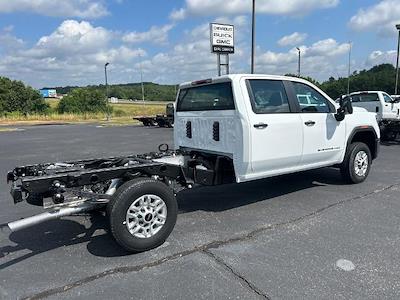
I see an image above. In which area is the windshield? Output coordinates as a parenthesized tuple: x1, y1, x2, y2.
(177, 82, 235, 112)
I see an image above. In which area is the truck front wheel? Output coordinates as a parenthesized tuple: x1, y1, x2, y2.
(107, 178, 177, 252)
(340, 142, 372, 184)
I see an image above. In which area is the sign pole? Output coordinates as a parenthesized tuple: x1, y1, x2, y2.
(226, 54, 230, 75)
(217, 53, 221, 76)
(210, 23, 234, 77)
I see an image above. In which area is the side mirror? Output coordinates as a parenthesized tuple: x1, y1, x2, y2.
(335, 95, 353, 121)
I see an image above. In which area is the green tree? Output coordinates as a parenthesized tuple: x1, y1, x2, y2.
(58, 88, 112, 114)
(0, 76, 49, 115)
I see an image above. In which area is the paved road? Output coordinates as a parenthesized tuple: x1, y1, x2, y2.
(0, 124, 399, 299)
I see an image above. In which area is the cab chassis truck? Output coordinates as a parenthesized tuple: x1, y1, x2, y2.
(3, 75, 380, 252)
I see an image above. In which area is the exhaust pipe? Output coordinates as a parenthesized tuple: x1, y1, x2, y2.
(2, 203, 97, 233)
(1, 179, 121, 234)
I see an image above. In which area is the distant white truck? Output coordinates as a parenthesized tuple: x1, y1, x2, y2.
(347, 91, 400, 140)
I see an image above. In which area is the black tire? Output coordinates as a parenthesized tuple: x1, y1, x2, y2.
(340, 142, 372, 184)
(107, 178, 177, 252)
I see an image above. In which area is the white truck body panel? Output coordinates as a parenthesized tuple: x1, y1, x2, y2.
(175, 74, 379, 183)
(350, 91, 400, 121)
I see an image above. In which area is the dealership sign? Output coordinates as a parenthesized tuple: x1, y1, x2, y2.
(210, 23, 234, 54)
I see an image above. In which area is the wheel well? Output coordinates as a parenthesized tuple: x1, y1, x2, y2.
(349, 130, 378, 159)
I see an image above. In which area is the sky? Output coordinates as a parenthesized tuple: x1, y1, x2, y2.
(0, 0, 399, 88)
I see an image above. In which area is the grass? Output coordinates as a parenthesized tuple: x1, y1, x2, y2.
(0, 127, 21, 132)
(0, 101, 167, 126)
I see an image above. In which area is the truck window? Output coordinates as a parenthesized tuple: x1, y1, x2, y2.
(247, 80, 290, 114)
(176, 82, 235, 112)
(292, 82, 330, 113)
(351, 93, 379, 102)
(383, 93, 393, 103)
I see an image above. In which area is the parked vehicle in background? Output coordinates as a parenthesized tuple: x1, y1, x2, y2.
(391, 95, 400, 102)
(5, 74, 380, 253)
(134, 103, 174, 127)
(347, 91, 400, 141)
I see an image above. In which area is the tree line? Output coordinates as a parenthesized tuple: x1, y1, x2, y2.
(1, 64, 398, 115)
(44, 82, 178, 102)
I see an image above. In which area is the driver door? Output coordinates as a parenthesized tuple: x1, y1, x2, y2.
(289, 81, 345, 166)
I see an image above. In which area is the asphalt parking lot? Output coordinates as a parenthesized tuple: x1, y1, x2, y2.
(0, 124, 399, 299)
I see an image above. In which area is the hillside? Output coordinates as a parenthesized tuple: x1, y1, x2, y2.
(39, 64, 400, 102)
(43, 82, 178, 102)
(320, 64, 397, 99)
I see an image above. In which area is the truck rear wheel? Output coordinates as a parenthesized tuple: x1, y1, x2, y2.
(107, 178, 177, 252)
(340, 142, 371, 184)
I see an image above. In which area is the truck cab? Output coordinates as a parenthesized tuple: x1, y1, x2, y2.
(349, 91, 400, 122)
(175, 74, 380, 184)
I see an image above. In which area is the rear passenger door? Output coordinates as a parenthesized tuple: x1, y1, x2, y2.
(289, 81, 345, 166)
(246, 79, 303, 177)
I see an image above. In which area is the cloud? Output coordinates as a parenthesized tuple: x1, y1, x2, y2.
(171, 0, 339, 20)
(278, 32, 308, 47)
(170, 8, 186, 21)
(366, 50, 397, 67)
(0, 26, 24, 53)
(349, 0, 400, 36)
(0, 20, 146, 87)
(0, 0, 109, 19)
(122, 24, 174, 45)
(257, 39, 350, 80)
(136, 16, 250, 84)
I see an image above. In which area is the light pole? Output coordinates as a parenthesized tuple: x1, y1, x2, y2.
(347, 42, 352, 95)
(104, 62, 109, 100)
(296, 47, 301, 77)
(251, 0, 255, 74)
(104, 62, 110, 120)
(139, 54, 145, 105)
(395, 24, 400, 95)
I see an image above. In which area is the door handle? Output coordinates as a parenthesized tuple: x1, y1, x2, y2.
(254, 123, 268, 129)
(304, 120, 316, 126)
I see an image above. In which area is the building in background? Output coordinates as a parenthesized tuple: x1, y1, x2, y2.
(39, 89, 57, 98)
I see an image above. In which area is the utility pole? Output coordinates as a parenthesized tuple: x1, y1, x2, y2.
(395, 25, 400, 95)
(347, 42, 352, 95)
(296, 47, 301, 77)
(251, 0, 255, 74)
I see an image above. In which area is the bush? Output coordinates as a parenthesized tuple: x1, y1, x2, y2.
(57, 88, 112, 114)
(0, 77, 49, 115)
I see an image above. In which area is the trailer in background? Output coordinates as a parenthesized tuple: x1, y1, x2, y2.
(134, 103, 174, 128)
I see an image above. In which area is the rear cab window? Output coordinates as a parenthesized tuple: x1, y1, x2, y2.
(177, 82, 235, 112)
(350, 93, 379, 102)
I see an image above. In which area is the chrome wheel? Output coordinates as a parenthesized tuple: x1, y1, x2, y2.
(125, 194, 167, 238)
(354, 150, 368, 177)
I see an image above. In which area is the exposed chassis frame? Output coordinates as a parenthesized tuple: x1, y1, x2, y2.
(7, 151, 219, 205)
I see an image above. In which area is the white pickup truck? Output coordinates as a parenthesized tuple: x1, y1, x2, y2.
(5, 74, 380, 252)
(346, 91, 400, 140)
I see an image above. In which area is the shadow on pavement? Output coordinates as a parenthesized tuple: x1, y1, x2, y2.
(0, 212, 129, 270)
(177, 167, 344, 213)
(380, 140, 400, 146)
(0, 167, 344, 267)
